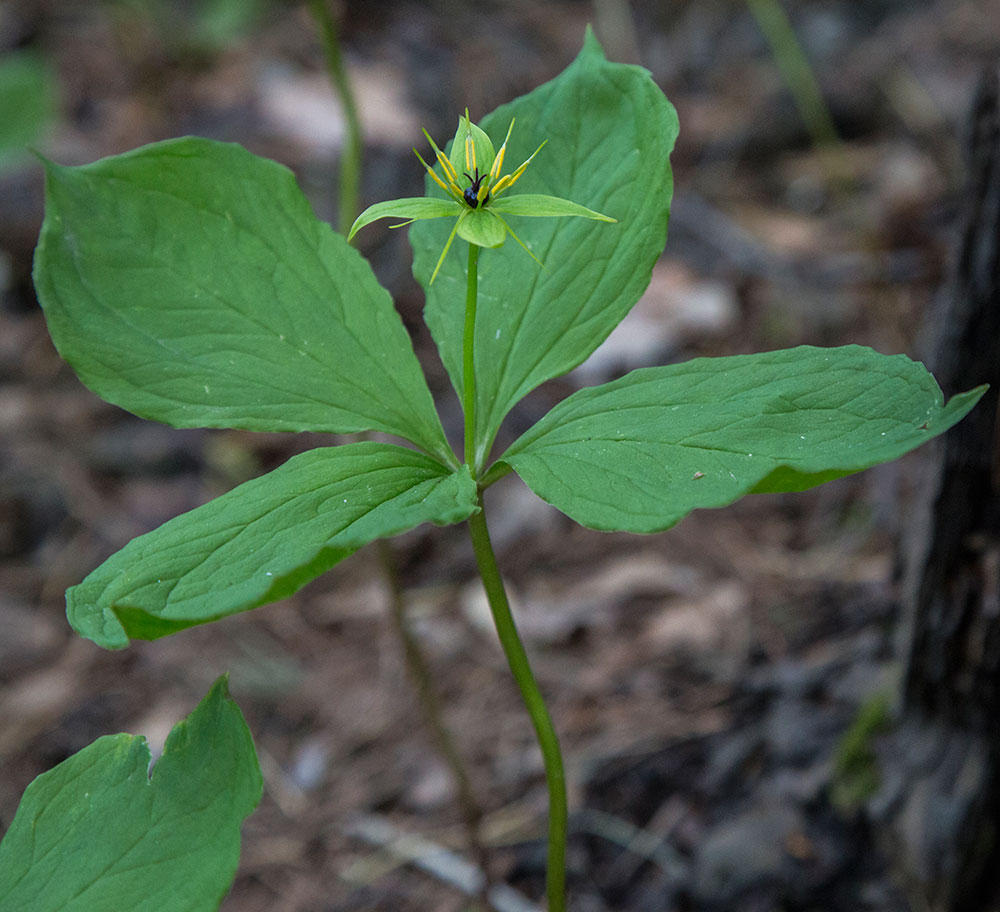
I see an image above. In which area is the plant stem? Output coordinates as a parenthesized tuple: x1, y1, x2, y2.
(462, 239, 566, 908)
(307, 0, 363, 232)
(463, 243, 480, 468)
(467, 500, 568, 912)
(744, 0, 854, 190)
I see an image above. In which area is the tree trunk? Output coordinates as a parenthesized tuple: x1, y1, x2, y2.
(891, 67, 1000, 912)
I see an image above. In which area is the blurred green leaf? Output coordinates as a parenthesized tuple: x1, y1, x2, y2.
(0, 50, 55, 171)
(109, 0, 270, 53)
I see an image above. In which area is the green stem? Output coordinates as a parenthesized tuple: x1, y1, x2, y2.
(479, 460, 513, 489)
(467, 499, 568, 912)
(463, 243, 480, 467)
(744, 0, 854, 190)
(307, 0, 363, 232)
(462, 239, 566, 908)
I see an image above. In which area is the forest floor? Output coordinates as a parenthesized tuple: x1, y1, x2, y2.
(2, 1, 998, 909)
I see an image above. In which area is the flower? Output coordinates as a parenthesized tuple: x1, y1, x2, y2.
(348, 111, 616, 283)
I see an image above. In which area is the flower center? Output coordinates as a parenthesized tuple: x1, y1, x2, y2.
(463, 168, 488, 209)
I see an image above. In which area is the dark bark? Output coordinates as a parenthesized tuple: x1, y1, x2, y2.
(893, 67, 1000, 912)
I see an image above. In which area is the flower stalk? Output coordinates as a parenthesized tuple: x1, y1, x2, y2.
(349, 108, 613, 912)
(467, 499, 568, 912)
(463, 243, 480, 467)
(463, 238, 568, 911)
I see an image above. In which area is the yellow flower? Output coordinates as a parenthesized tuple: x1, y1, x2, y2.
(349, 111, 615, 283)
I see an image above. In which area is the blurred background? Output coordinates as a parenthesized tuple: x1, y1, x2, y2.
(1, 1, 998, 910)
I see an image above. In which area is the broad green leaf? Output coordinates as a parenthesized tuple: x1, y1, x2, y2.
(0, 676, 261, 912)
(497, 346, 987, 533)
(0, 50, 55, 171)
(69, 442, 478, 648)
(411, 29, 677, 468)
(34, 137, 452, 463)
(348, 197, 462, 239)
(489, 193, 615, 221)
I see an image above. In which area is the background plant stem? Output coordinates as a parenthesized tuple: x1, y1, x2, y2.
(376, 541, 493, 908)
(468, 500, 568, 912)
(745, 0, 854, 191)
(463, 243, 480, 468)
(306, 0, 362, 236)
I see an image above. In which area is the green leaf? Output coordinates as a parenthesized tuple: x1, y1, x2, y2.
(68, 442, 478, 648)
(0, 676, 261, 912)
(348, 197, 462, 239)
(0, 50, 55, 171)
(489, 193, 615, 221)
(456, 208, 507, 248)
(34, 137, 451, 462)
(412, 29, 677, 468)
(497, 345, 987, 533)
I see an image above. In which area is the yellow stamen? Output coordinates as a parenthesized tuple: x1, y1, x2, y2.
(465, 133, 475, 172)
(490, 174, 511, 195)
(413, 148, 452, 195)
(492, 140, 547, 196)
(423, 128, 462, 187)
(490, 119, 516, 182)
(435, 150, 462, 190)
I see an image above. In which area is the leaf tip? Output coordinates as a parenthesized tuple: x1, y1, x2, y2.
(66, 590, 131, 650)
(347, 209, 370, 241)
(582, 24, 606, 58)
(208, 672, 233, 700)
